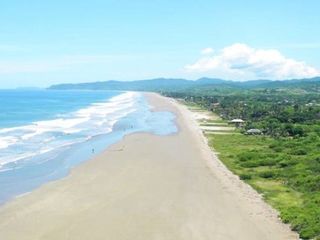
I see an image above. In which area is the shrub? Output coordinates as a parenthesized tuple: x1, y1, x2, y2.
(278, 160, 297, 168)
(259, 171, 276, 179)
(269, 143, 278, 149)
(291, 148, 308, 155)
(237, 152, 257, 162)
(273, 146, 283, 152)
(258, 158, 278, 166)
(239, 173, 252, 180)
(240, 161, 261, 168)
(308, 157, 320, 173)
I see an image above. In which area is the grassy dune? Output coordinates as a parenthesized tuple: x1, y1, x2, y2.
(208, 133, 320, 239)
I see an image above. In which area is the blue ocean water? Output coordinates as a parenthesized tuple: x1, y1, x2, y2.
(0, 90, 177, 205)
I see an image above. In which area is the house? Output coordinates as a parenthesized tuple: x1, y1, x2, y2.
(209, 102, 220, 111)
(229, 119, 245, 128)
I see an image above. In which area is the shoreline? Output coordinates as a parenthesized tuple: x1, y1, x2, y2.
(0, 91, 176, 206)
(0, 93, 298, 240)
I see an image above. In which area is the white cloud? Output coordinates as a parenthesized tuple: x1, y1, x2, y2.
(201, 47, 214, 55)
(185, 43, 320, 80)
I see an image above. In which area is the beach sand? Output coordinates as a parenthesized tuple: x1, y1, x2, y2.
(0, 93, 298, 240)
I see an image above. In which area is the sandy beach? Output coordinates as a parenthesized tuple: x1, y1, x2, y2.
(0, 93, 298, 240)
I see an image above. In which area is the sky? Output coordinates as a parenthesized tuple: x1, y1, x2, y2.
(0, 0, 320, 88)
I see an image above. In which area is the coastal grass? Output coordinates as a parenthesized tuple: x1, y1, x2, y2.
(208, 133, 320, 239)
(178, 99, 203, 110)
(200, 119, 226, 124)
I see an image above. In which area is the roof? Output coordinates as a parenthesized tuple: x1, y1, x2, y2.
(230, 119, 244, 123)
(246, 129, 262, 133)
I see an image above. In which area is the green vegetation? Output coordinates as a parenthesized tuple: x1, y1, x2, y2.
(165, 89, 320, 138)
(209, 133, 320, 239)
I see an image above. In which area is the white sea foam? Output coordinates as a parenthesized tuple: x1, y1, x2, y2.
(0, 91, 139, 168)
(0, 136, 18, 149)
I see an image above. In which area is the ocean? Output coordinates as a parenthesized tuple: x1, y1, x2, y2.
(0, 90, 177, 205)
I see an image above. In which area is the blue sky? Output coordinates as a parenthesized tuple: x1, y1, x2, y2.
(0, 0, 320, 88)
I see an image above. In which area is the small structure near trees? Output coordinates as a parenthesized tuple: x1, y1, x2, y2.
(246, 129, 262, 135)
(229, 119, 245, 128)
